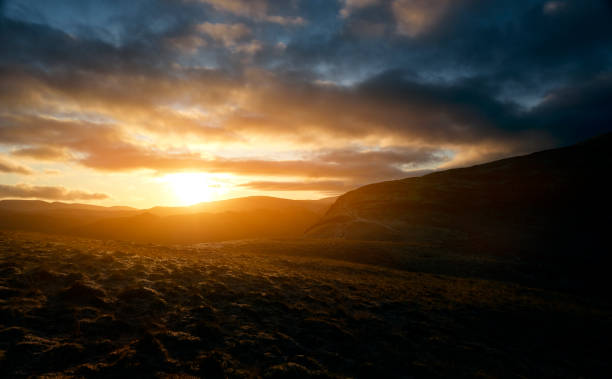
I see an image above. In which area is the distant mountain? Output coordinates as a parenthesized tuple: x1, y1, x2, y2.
(73, 208, 322, 243)
(0, 199, 137, 213)
(0, 196, 336, 243)
(0, 200, 141, 234)
(74, 196, 335, 243)
(306, 133, 612, 260)
(147, 196, 335, 217)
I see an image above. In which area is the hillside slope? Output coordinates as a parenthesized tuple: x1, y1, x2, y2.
(306, 133, 612, 259)
(0, 201, 141, 234)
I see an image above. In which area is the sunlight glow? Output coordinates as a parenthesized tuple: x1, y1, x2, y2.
(164, 172, 227, 205)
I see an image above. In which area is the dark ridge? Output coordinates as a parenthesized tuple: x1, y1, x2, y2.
(306, 132, 612, 286)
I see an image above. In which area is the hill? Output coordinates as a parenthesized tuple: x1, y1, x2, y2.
(73, 208, 322, 244)
(0, 196, 335, 243)
(147, 196, 335, 217)
(0, 200, 141, 235)
(306, 133, 612, 261)
(0, 199, 136, 213)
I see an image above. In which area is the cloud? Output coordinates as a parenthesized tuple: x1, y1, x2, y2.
(75, 141, 443, 182)
(240, 180, 353, 192)
(0, 183, 109, 200)
(240, 168, 433, 193)
(221, 70, 526, 146)
(234, 40, 263, 56)
(339, 0, 453, 36)
(340, 0, 380, 18)
(264, 15, 305, 26)
(11, 146, 70, 161)
(0, 0, 611, 195)
(0, 47, 609, 175)
(0, 157, 33, 175)
(165, 34, 207, 53)
(197, 22, 251, 47)
(0, 64, 609, 180)
(526, 74, 612, 142)
(197, 0, 305, 25)
(198, 0, 268, 18)
(391, 0, 451, 37)
(543, 1, 566, 14)
(0, 110, 444, 182)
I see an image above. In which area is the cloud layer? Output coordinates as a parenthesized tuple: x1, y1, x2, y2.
(1, 0, 611, 198)
(0, 157, 33, 175)
(0, 183, 108, 200)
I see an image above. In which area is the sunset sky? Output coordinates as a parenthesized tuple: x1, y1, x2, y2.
(1, 0, 611, 208)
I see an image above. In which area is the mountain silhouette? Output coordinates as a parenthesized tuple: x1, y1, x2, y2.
(0, 196, 334, 243)
(306, 133, 611, 263)
(147, 196, 335, 217)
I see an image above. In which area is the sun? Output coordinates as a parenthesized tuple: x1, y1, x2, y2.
(164, 173, 225, 205)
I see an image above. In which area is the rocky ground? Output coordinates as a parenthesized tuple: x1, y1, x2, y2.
(1, 231, 610, 378)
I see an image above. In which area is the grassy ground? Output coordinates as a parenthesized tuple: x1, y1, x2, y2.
(1, 231, 610, 378)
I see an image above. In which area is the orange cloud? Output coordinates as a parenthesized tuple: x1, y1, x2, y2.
(198, 0, 268, 18)
(0, 183, 109, 200)
(12, 146, 70, 161)
(340, 0, 380, 18)
(165, 34, 207, 53)
(0, 64, 556, 185)
(239, 180, 354, 193)
(197, 22, 251, 47)
(0, 157, 33, 175)
(197, 0, 305, 25)
(392, 0, 451, 37)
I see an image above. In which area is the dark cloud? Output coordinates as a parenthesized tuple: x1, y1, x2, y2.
(527, 74, 612, 143)
(274, 0, 612, 101)
(218, 70, 549, 153)
(0, 183, 108, 200)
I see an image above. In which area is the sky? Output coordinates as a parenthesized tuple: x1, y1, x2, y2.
(0, 0, 611, 208)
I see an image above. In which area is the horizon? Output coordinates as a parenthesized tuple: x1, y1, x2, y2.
(0, 193, 339, 210)
(1, 0, 611, 208)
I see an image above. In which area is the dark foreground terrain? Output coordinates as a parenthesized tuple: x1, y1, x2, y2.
(1, 231, 610, 378)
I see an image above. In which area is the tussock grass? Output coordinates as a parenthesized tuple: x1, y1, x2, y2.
(1, 231, 610, 378)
